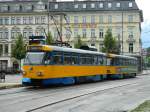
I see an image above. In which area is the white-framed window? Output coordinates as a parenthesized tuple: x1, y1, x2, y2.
(55, 4, 58, 9)
(116, 2, 120, 7)
(83, 4, 86, 8)
(74, 4, 78, 8)
(11, 17, 15, 25)
(82, 16, 86, 24)
(116, 15, 121, 22)
(29, 16, 33, 24)
(4, 17, 9, 25)
(91, 16, 95, 24)
(16, 17, 21, 24)
(74, 28, 78, 37)
(91, 3, 95, 8)
(129, 2, 133, 8)
(108, 15, 112, 23)
(91, 29, 95, 38)
(99, 16, 103, 23)
(108, 3, 112, 8)
(35, 16, 40, 24)
(129, 43, 133, 53)
(128, 15, 133, 22)
(0, 18, 3, 25)
(99, 29, 103, 38)
(1, 5, 8, 12)
(74, 16, 78, 24)
(82, 29, 86, 38)
(41, 16, 46, 24)
(99, 43, 104, 51)
(99, 3, 103, 8)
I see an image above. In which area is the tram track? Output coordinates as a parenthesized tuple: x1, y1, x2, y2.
(26, 79, 143, 112)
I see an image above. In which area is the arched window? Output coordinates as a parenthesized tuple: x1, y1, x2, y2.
(0, 27, 8, 39)
(35, 26, 44, 36)
(23, 27, 33, 39)
(11, 27, 21, 39)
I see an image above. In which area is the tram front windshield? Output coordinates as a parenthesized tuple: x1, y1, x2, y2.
(24, 52, 45, 65)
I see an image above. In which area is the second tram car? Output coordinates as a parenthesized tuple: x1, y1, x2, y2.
(22, 45, 138, 86)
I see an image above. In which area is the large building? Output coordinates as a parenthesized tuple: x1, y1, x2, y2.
(0, 0, 143, 69)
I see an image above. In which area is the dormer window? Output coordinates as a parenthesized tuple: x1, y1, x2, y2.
(83, 4, 86, 8)
(35, 0, 46, 11)
(108, 3, 112, 8)
(74, 4, 78, 9)
(116, 3, 120, 8)
(55, 4, 58, 9)
(1, 5, 8, 12)
(91, 3, 95, 8)
(12, 4, 20, 11)
(129, 2, 133, 8)
(99, 3, 103, 8)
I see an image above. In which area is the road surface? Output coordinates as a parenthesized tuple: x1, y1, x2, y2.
(0, 75, 150, 112)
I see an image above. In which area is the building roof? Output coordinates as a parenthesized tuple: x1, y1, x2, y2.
(49, 0, 140, 12)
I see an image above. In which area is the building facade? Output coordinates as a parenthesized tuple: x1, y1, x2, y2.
(0, 0, 143, 68)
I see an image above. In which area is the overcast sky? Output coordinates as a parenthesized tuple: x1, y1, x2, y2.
(135, 0, 150, 48)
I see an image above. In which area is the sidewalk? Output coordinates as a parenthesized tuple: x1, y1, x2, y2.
(0, 74, 22, 89)
(141, 70, 150, 75)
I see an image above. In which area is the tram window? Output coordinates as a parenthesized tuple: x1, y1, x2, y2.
(98, 56, 103, 65)
(53, 52, 62, 64)
(94, 55, 98, 65)
(64, 53, 71, 65)
(44, 52, 52, 64)
(80, 54, 86, 65)
(71, 54, 79, 65)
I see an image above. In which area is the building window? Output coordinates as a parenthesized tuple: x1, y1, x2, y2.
(91, 29, 95, 38)
(55, 4, 58, 9)
(99, 16, 103, 23)
(99, 3, 103, 8)
(0, 44, 3, 56)
(23, 4, 32, 11)
(11, 27, 20, 39)
(128, 15, 133, 22)
(99, 43, 104, 51)
(12, 4, 20, 11)
(82, 16, 86, 24)
(0, 18, 3, 25)
(23, 17, 28, 24)
(41, 16, 46, 24)
(74, 16, 78, 24)
(82, 29, 86, 38)
(35, 17, 40, 24)
(66, 29, 71, 39)
(99, 29, 103, 38)
(11, 17, 15, 25)
(1, 5, 8, 12)
(129, 43, 133, 53)
(16, 17, 21, 24)
(91, 3, 95, 8)
(4, 44, 8, 54)
(129, 2, 133, 8)
(74, 4, 78, 8)
(0, 32, 3, 38)
(4, 31, 8, 39)
(108, 15, 112, 23)
(66, 16, 70, 23)
(116, 3, 120, 7)
(128, 27, 134, 38)
(83, 4, 86, 8)
(29, 16, 33, 24)
(4, 17, 9, 25)
(91, 16, 95, 24)
(74, 28, 78, 38)
(108, 3, 112, 8)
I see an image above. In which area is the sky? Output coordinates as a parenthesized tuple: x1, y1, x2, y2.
(136, 0, 150, 48)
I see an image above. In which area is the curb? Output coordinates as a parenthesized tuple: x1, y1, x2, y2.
(0, 83, 22, 90)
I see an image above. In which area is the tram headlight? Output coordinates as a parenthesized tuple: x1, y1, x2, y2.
(36, 72, 43, 76)
(22, 71, 27, 76)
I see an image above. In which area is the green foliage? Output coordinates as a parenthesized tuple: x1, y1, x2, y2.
(12, 34, 26, 60)
(102, 29, 119, 54)
(74, 35, 85, 48)
(147, 47, 150, 53)
(46, 31, 54, 45)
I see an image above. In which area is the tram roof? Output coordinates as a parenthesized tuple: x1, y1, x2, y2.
(44, 45, 106, 56)
(108, 54, 137, 60)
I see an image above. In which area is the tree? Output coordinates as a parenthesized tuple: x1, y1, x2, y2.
(46, 31, 54, 45)
(74, 35, 85, 48)
(102, 29, 119, 54)
(12, 34, 26, 71)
